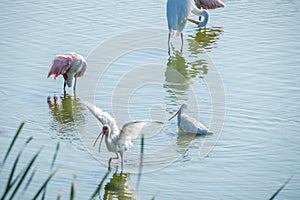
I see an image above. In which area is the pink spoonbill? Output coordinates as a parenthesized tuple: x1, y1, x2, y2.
(84, 102, 163, 171)
(167, 0, 210, 49)
(47, 52, 87, 92)
(169, 103, 211, 135)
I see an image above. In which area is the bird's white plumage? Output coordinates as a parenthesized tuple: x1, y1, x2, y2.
(180, 113, 208, 134)
(167, 0, 192, 36)
(166, 0, 209, 38)
(84, 101, 119, 136)
(84, 101, 163, 170)
(119, 120, 162, 149)
(169, 103, 209, 134)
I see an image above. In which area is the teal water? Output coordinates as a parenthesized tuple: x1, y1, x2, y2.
(1, 0, 300, 199)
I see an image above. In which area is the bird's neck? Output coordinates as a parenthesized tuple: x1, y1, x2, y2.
(198, 10, 209, 27)
(177, 110, 182, 126)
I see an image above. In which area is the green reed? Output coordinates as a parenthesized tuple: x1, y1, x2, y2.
(0, 123, 61, 200)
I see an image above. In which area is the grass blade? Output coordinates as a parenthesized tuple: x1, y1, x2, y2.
(269, 175, 293, 200)
(136, 133, 144, 190)
(22, 169, 36, 193)
(70, 174, 76, 200)
(89, 170, 110, 200)
(41, 189, 46, 200)
(51, 143, 60, 170)
(57, 191, 62, 200)
(8, 148, 42, 200)
(32, 168, 59, 200)
(1, 122, 25, 167)
(1, 151, 23, 200)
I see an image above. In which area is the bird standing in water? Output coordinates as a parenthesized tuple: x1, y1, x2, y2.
(166, 0, 210, 50)
(169, 103, 211, 135)
(47, 52, 87, 92)
(85, 102, 163, 171)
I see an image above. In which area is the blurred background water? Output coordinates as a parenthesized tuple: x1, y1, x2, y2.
(0, 0, 300, 199)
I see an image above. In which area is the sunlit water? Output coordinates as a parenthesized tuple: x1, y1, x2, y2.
(1, 0, 300, 199)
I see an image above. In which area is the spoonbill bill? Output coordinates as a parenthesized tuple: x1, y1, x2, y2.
(166, 0, 210, 48)
(84, 102, 163, 171)
(47, 52, 87, 92)
(169, 103, 211, 135)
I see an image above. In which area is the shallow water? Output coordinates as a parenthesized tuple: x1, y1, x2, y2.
(1, 0, 300, 199)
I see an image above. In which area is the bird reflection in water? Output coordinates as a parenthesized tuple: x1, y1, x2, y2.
(47, 93, 85, 140)
(165, 26, 223, 96)
(165, 48, 208, 98)
(176, 131, 200, 156)
(188, 26, 224, 53)
(102, 172, 137, 200)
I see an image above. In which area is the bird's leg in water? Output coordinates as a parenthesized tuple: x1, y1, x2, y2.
(120, 151, 124, 171)
(73, 76, 77, 92)
(180, 32, 183, 53)
(108, 153, 119, 170)
(63, 74, 68, 91)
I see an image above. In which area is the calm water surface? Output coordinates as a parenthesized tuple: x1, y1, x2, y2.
(1, 0, 300, 199)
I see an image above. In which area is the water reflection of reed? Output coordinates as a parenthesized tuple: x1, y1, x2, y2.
(47, 93, 85, 140)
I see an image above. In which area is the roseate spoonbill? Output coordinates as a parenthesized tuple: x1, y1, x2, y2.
(169, 103, 211, 134)
(47, 52, 87, 91)
(84, 102, 163, 171)
(166, 0, 209, 49)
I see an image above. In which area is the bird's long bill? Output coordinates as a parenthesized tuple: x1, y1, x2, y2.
(187, 18, 200, 25)
(168, 110, 180, 121)
(93, 131, 105, 153)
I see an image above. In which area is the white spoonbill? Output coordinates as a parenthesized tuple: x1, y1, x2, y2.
(169, 103, 211, 135)
(166, 0, 210, 48)
(85, 102, 163, 171)
(47, 52, 87, 91)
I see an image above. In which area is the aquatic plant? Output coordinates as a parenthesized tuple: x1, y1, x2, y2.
(0, 123, 73, 200)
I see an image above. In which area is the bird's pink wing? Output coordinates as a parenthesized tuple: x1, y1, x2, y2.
(196, 0, 225, 9)
(47, 55, 73, 79)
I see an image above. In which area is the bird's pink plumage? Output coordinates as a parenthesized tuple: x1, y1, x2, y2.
(196, 0, 225, 10)
(47, 54, 73, 79)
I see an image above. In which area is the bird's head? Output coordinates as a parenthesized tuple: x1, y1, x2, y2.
(181, 103, 188, 110)
(102, 125, 110, 136)
(93, 124, 110, 153)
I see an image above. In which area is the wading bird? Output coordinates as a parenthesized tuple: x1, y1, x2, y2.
(166, 0, 210, 49)
(169, 103, 211, 134)
(47, 52, 87, 92)
(85, 102, 163, 171)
